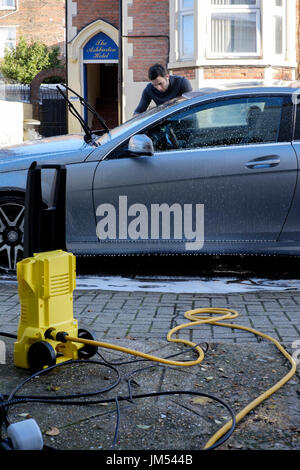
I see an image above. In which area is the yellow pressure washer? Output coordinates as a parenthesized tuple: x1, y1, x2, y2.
(14, 162, 97, 372)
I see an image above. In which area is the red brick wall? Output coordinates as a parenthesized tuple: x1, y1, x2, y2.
(127, 0, 169, 82)
(170, 67, 196, 81)
(72, 0, 119, 31)
(203, 67, 265, 80)
(203, 67, 294, 81)
(0, 0, 65, 54)
(272, 68, 294, 80)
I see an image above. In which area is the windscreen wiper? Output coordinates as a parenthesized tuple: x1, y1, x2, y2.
(56, 83, 110, 144)
(61, 83, 110, 133)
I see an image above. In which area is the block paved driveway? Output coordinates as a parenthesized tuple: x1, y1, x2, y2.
(0, 283, 299, 352)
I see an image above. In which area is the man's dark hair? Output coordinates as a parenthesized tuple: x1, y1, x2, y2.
(148, 64, 168, 80)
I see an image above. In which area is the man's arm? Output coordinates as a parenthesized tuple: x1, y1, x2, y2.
(134, 88, 152, 114)
(180, 77, 192, 94)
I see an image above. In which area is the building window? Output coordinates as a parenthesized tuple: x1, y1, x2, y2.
(172, 0, 294, 70)
(0, 27, 16, 58)
(179, 0, 194, 59)
(0, 0, 15, 9)
(208, 0, 261, 57)
(273, 0, 285, 55)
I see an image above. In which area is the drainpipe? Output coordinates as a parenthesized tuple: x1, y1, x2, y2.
(64, 0, 69, 133)
(65, 0, 69, 86)
(118, 0, 123, 125)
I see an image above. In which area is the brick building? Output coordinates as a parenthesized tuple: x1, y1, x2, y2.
(1, 1, 299, 132)
(66, 0, 300, 133)
(0, 0, 65, 58)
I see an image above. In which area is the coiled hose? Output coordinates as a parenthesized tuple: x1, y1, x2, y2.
(64, 307, 297, 450)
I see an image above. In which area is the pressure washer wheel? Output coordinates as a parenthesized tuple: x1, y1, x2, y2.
(77, 328, 98, 359)
(27, 341, 56, 373)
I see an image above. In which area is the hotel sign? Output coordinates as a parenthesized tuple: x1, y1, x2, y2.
(83, 32, 118, 62)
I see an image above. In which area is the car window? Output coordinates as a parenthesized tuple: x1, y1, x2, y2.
(146, 96, 288, 151)
(97, 97, 186, 146)
(294, 97, 300, 140)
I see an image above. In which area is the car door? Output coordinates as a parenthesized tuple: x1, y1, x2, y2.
(278, 97, 300, 243)
(92, 93, 297, 255)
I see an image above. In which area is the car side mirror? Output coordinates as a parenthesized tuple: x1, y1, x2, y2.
(127, 134, 154, 157)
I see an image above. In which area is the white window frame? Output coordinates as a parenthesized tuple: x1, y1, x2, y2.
(0, 26, 16, 58)
(0, 0, 16, 10)
(272, 0, 286, 57)
(168, 0, 296, 75)
(207, 0, 261, 58)
(179, 0, 195, 60)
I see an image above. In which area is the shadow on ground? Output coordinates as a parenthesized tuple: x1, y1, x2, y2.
(76, 254, 300, 280)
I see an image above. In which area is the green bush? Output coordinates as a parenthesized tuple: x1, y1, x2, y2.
(0, 36, 63, 84)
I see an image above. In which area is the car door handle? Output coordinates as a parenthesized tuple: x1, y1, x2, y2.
(245, 155, 280, 169)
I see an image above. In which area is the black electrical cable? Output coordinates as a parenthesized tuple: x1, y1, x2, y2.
(116, 342, 210, 402)
(112, 397, 120, 450)
(0, 394, 9, 445)
(0, 337, 234, 450)
(118, 343, 236, 450)
(6, 359, 121, 402)
(1, 389, 236, 451)
(96, 341, 209, 366)
(0, 332, 17, 339)
(0, 358, 121, 450)
(115, 390, 236, 451)
(2, 342, 209, 404)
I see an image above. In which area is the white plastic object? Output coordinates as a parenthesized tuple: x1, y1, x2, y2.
(7, 418, 43, 450)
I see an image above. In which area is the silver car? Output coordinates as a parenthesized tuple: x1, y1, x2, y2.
(0, 82, 300, 271)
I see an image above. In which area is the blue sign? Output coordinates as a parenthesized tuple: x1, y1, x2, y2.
(83, 32, 118, 62)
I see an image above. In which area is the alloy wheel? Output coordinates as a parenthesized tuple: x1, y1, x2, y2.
(0, 196, 25, 272)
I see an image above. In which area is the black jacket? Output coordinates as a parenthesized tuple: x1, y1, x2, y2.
(134, 75, 192, 114)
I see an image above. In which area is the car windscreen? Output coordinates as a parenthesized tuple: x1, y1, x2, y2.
(96, 97, 187, 145)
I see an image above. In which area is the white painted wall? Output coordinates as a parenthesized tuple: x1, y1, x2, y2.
(0, 100, 23, 147)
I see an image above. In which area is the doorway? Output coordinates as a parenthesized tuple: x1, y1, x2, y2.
(84, 63, 118, 130)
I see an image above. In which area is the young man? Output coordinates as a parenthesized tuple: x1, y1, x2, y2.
(134, 64, 192, 114)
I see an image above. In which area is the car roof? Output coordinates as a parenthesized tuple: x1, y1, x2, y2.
(183, 80, 300, 99)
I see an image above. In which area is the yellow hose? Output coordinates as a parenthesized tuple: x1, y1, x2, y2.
(182, 308, 297, 449)
(66, 334, 206, 367)
(65, 307, 297, 449)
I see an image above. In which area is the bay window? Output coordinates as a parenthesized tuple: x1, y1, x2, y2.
(175, 0, 292, 64)
(0, 0, 15, 9)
